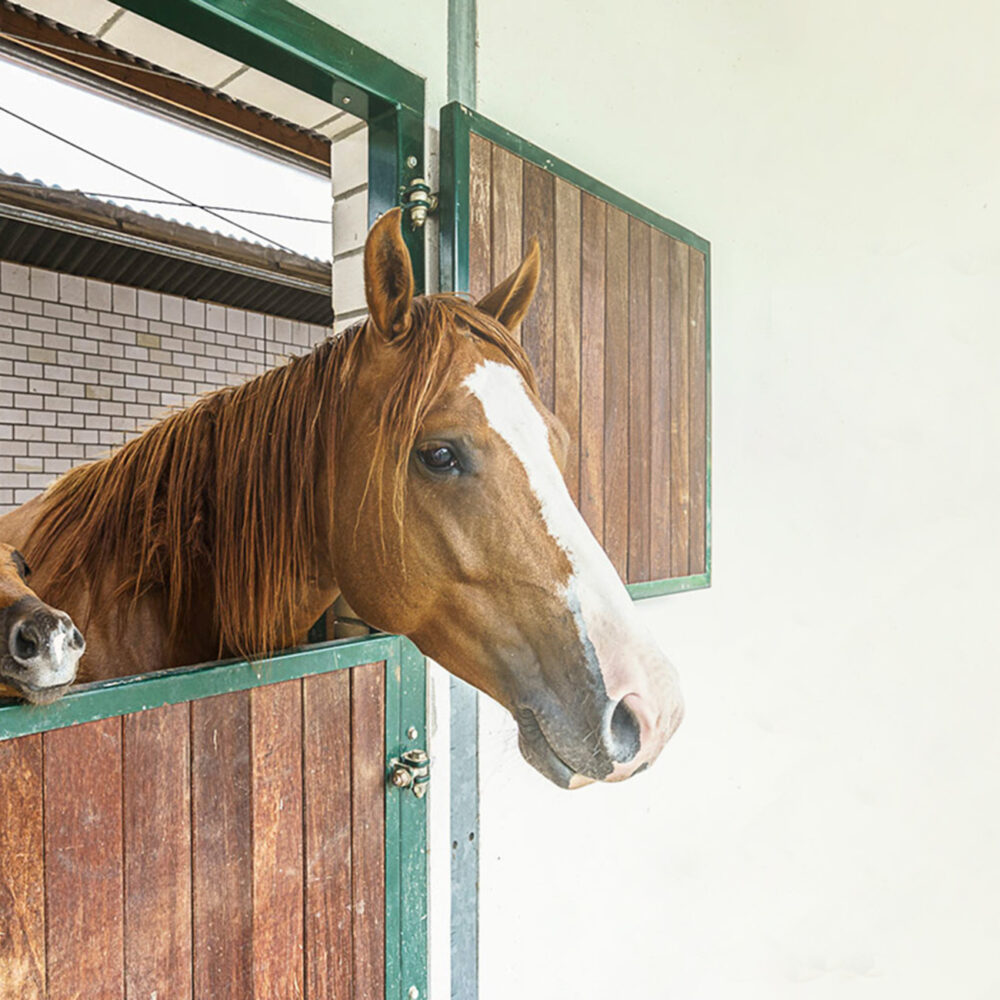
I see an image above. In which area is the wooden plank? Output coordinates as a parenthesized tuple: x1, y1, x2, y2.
(649, 228, 673, 580)
(468, 133, 493, 300)
(45, 719, 124, 1000)
(668, 238, 692, 577)
(304, 670, 354, 1000)
(689, 249, 708, 574)
(192, 692, 252, 1000)
(628, 218, 652, 583)
(579, 193, 607, 542)
(251, 680, 304, 1000)
(603, 205, 631, 578)
(351, 663, 386, 1000)
(0, 735, 45, 1000)
(490, 145, 523, 342)
(554, 177, 582, 504)
(123, 703, 192, 1000)
(521, 161, 556, 410)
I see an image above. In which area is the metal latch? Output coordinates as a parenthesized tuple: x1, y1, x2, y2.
(388, 748, 430, 797)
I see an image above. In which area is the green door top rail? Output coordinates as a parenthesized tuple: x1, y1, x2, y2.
(0, 632, 400, 741)
(116, 0, 424, 117)
(439, 101, 712, 601)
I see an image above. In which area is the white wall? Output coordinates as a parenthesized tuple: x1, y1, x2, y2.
(474, 2, 1000, 997)
(296, 2, 1000, 996)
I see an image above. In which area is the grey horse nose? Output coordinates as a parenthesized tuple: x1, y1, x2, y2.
(11, 619, 41, 664)
(608, 698, 642, 763)
(69, 626, 84, 651)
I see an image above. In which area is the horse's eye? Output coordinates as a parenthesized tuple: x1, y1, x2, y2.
(417, 445, 460, 472)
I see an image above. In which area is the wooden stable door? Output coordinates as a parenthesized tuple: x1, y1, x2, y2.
(0, 636, 427, 1000)
(442, 104, 711, 597)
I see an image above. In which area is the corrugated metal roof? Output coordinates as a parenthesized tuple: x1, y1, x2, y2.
(0, 172, 333, 323)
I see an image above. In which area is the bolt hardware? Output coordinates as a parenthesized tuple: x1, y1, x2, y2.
(387, 748, 430, 797)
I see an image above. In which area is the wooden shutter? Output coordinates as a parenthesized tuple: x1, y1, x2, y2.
(442, 104, 710, 595)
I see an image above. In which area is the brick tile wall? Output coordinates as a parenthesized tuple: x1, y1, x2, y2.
(0, 261, 328, 513)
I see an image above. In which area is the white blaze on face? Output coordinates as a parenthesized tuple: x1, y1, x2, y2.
(463, 361, 682, 767)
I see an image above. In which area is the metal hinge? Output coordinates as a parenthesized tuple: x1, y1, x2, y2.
(388, 747, 429, 798)
(399, 178, 437, 229)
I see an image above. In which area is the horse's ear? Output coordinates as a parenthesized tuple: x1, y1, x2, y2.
(364, 207, 414, 339)
(476, 238, 540, 331)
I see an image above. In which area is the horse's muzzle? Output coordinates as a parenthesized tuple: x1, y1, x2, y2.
(515, 690, 682, 788)
(2, 599, 85, 703)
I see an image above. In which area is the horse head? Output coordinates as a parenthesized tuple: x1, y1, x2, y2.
(0, 543, 85, 704)
(332, 209, 683, 787)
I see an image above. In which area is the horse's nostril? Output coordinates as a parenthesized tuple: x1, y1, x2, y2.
(12, 623, 39, 664)
(70, 627, 84, 651)
(609, 698, 642, 763)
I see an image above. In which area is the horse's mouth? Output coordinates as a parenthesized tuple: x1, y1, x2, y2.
(0, 670, 75, 705)
(515, 708, 596, 789)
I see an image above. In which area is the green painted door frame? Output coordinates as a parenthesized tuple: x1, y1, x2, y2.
(3, 4, 430, 996)
(116, 0, 428, 277)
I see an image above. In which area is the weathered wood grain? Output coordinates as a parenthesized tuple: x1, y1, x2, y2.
(649, 228, 673, 580)
(45, 719, 123, 1000)
(579, 193, 607, 543)
(490, 145, 524, 343)
(468, 133, 493, 300)
(251, 680, 304, 1000)
(351, 663, 386, 1000)
(689, 249, 708, 575)
(521, 162, 556, 410)
(628, 218, 652, 583)
(304, 669, 354, 1000)
(192, 691, 252, 1000)
(554, 177, 582, 504)
(0, 734, 45, 1000)
(603, 206, 631, 578)
(668, 238, 691, 577)
(123, 703, 192, 1000)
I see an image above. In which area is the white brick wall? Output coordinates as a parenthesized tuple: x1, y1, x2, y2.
(0, 260, 328, 513)
(332, 125, 368, 332)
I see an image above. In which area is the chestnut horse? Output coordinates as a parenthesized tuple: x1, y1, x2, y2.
(0, 542, 85, 703)
(0, 209, 682, 786)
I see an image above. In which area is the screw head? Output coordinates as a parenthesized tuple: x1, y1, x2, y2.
(408, 987, 419, 999)
(406, 155, 418, 169)
(341, 96, 351, 105)
(407, 726, 418, 740)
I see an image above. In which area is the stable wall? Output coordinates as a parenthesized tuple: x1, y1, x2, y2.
(474, 2, 1000, 998)
(298, 1, 999, 996)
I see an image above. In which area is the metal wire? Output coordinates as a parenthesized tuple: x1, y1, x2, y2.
(0, 101, 300, 252)
(0, 27, 205, 85)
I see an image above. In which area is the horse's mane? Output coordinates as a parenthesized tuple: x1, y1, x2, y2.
(26, 294, 536, 659)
